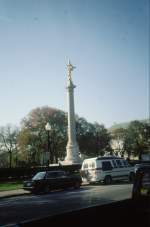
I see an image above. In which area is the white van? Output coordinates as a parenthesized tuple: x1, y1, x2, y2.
(81, 156, 135, 184)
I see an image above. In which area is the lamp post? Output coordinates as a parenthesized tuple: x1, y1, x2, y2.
(45, 122, 51, 166)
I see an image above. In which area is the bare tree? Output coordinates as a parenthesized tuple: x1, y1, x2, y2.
(0, 125, 19, 168)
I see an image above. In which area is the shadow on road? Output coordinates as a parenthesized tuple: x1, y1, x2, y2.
(89, 181, 132, 186)
(29, 186, 90, 197)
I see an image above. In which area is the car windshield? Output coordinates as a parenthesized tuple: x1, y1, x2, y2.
(32, 172, 46, 180)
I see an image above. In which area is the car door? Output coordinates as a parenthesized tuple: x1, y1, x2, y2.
(45, 171, 58, 190)
(55, 171, 71, 188)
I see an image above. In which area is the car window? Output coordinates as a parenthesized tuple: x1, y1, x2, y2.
(46, 171, 66, 178)
(46, 172, 58, 179)
(32, 172, 46, 180)
(56, 172, 66, 177)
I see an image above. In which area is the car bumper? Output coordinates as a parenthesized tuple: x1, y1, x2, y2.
(23, 186, 34, 191)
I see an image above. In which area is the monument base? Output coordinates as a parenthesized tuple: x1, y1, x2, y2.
(63, 143, 82, 165)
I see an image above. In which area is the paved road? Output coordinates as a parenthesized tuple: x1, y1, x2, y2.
(0, 183, 132, 226)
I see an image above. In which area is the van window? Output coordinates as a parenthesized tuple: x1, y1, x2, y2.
(116, 159, 123, 168)
(120, 160, 125, 167)
(89, 162, 92, 168)
(83, 163, 88, 169)
(123, 160, 128, 167)
(92, 162, 95, 169)
(112, 160, 118, 168)
(88, 162, 95, 169)
(102, 161, 113, 171)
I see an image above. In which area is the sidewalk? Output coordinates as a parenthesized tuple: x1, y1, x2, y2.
(0, 189, 29, 199)
(0, 182, 89, 199)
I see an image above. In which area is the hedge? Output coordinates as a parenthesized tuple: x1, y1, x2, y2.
(0, 164, 81, 182)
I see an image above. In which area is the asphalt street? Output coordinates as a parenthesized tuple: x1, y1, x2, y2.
(0, 183, 132, 226)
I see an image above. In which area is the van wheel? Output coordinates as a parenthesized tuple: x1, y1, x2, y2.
(104, 176, 112, 185)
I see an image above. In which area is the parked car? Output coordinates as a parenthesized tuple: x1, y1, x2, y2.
(134, 163, 150, 173)
(132, 165, 150, 199)
(81, 156, 135, 184)
(23, 170, 82, 194)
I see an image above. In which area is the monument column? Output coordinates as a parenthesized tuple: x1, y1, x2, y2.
(65, 60, 80, 164)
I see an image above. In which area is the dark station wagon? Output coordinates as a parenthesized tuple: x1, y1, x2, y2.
(132, 165, 150, 199)
(23, 170, 82, 194)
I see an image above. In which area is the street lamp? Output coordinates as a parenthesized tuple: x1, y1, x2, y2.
(45, 122, 52, 166)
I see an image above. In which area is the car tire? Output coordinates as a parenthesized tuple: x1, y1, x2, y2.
(74, 181, 80, 189)
(104, 176, 112, 185)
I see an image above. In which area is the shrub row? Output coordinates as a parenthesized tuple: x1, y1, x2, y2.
(0, 164, 81, 182)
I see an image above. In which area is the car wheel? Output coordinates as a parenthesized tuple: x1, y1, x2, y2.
(74, 181, 80, 189)
(104, 176, 112, 185)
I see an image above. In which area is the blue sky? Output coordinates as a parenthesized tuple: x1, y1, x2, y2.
(0, 0, 149, 127)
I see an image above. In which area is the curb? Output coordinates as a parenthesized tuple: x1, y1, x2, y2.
(0, 193, 29, 199)
(0, 183, 89, 199)
(0, 193, 30, 200)
(0, 190, 29, 200)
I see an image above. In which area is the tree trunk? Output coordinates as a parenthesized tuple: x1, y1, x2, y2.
(139, 150, 142, 160)
(9, 151, 12, 168)
(127, 150, 131, 160)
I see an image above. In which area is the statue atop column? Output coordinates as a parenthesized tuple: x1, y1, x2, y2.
(67, 59, 76, 82)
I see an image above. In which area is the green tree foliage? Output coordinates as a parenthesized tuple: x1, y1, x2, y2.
(94, 122, 112, 155)
(76, 118, 111, 157)
(124, 121, 150, 160)
(18, 106, 67, 165)
(18, 108, 111, 166)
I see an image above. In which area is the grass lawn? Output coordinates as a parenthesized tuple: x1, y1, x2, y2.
(0, 182, 23, 192)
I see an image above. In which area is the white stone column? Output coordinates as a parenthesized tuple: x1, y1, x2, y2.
(65, 60, 80, 164)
